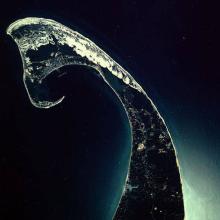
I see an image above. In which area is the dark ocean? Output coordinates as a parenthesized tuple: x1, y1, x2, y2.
(0, 62, 131, 220)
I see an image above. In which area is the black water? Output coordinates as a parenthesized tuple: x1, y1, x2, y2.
(0, 65, 131, 220)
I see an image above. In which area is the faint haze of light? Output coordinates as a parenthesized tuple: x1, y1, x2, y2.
(183, 180, 208, 220)
(177, 148, 220, 220)
(158, 107, 220, 220)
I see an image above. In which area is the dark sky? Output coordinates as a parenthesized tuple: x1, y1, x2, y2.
(0, 0, 220, 219)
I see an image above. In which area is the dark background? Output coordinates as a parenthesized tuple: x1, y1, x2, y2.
(0, 0, 220, 219)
